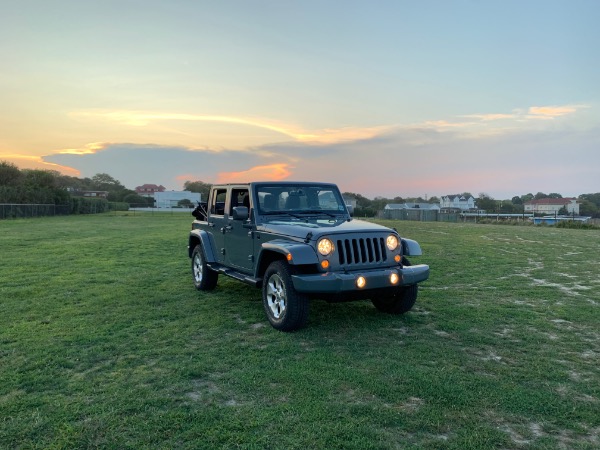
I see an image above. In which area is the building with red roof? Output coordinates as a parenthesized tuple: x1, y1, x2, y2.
(135, 184, 166, 197)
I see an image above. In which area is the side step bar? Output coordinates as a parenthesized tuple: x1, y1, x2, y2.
(207, 263, 262, 287)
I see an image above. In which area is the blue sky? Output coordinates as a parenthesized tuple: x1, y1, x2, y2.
(1, 0, 598, 198)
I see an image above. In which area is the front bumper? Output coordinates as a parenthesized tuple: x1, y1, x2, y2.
(291, 264, 429, 294)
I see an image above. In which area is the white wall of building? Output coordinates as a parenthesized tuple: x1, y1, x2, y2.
(154, 191, 201, 208)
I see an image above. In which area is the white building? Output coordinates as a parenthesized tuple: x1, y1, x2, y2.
(524, 198, 579, 215)
(440, 194, 476, 211)
(154, 191, 201, 208)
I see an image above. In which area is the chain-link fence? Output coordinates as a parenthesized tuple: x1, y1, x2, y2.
(0, 204, 71, 219)
(379, 209, 459, 222)
(125, 204, 196, 215)
(0, 203, 198, 219)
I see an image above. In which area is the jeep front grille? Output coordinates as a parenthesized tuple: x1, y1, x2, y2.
(336, 237, 387, 266)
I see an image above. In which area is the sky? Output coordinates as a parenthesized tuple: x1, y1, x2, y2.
(1, 0, 599, 199)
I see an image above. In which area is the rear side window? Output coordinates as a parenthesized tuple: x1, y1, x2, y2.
(211, 189, 227, 215)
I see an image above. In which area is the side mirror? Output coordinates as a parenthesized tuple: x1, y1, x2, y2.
(232, 206, 249, 220)
(346, 205, 354, 216)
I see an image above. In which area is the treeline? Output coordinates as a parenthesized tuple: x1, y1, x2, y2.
(0, 162, 152, 216)
(3, 160, 599, 218)
(341, 190, 600, 218)
(475, 192, 600, 218)
(182, 180, 600, 218)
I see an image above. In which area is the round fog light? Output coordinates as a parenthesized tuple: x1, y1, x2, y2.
(390, 273, 400, 285)
(356, 276, 366, 289)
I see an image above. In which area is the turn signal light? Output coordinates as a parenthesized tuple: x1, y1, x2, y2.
(390, 273, 400, 285)
(394, 255, 401, 263)
(321, 260, 329, 269)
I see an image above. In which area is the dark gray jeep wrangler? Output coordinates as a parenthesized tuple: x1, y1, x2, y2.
(188, 181, 429, 331)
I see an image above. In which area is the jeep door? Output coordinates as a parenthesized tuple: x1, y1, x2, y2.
(226, 188, 255, 273)
(207, 187, 228, 264)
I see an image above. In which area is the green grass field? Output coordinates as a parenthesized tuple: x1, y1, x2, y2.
(1, 214, 599, 449)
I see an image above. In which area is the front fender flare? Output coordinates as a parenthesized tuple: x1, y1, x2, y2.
(261, 240, 319, 265)
(402, 238, 423, 256)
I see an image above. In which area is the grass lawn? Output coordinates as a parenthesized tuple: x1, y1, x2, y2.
(1, 213, 599, 449)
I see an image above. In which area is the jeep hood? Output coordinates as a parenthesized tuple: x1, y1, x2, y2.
(257, 218, 394, 240)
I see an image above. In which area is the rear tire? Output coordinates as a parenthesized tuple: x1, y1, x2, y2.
(262, 261, 309, 331)
(192, 244, 218, 291)
(371, 284, 418, 314)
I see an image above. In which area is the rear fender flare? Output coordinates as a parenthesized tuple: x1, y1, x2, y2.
(189, 230, 217, 262)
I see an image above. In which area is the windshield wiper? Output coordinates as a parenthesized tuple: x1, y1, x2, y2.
(297, 210, 340, 219)
(262, 211, 303, 219)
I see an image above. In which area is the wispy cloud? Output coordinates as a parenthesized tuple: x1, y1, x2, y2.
(70, 110, 393, 144)
(460, 113, 517, 121)
(527, 105, 580, 118)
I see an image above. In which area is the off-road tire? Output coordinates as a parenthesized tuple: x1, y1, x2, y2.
(262, 261, 309, 331)
(192, 244, 218, 291)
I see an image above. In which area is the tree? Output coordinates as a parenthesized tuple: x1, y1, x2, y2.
(183, 180, 212, 201)
(0, 161, 23, 186)
(371, 196, 390, 212)
(123, 193, 152, 206)
(476, 193, 497, 212)
(499, 202, 519, 213)
(548, 193, 563, 198)
(23, 169, 59, 190)
(579, 193, 600, 209)
(511, 196, 523, 205)
(342, 192, 372, 209)
(521, 193, 534, 203)
(91, 173, 125, 191)
(534, 192, 548, 200)
(578, 199, 599, 218)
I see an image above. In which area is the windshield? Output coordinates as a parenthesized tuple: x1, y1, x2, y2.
(256, 184, 347, 216)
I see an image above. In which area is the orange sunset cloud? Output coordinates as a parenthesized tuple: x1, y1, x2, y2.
(216, 164, 293, 183)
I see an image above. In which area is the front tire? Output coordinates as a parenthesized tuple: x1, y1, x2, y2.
(262, 261, 309, 331)
(371, 284, 418, 315)
(192, 244, 218, 291)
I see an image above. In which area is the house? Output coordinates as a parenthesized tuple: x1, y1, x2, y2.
(135, 184, 166, 197)
(74, 191, 108, 198)
(524, 198, 579, 215)
(440, 194, 476, 211)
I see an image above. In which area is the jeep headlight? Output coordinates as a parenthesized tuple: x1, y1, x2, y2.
(386, 235, 399, 251)
(317, 238, 334, 256)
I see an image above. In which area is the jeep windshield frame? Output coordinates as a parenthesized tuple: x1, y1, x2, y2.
(254, 182, 349, 218)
